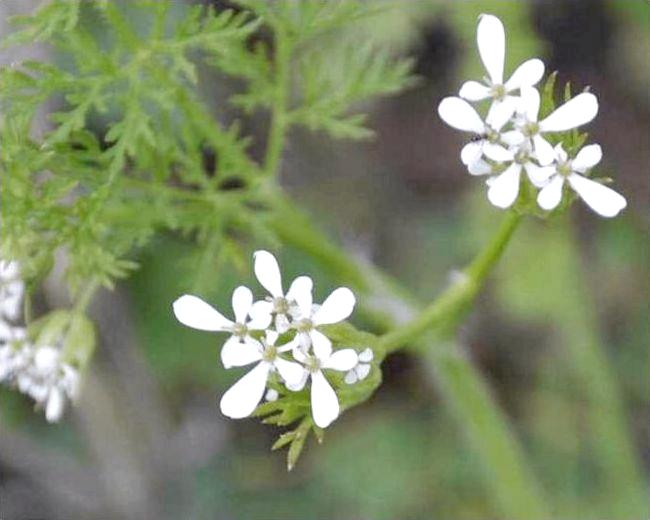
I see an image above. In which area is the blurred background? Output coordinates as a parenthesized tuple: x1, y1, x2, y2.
(1, 1, 648, 518)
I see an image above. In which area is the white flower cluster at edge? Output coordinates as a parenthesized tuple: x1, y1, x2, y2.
(437, 14, 627, 218)
(172, 250, 374, 428)
(0, 260, 80, 422)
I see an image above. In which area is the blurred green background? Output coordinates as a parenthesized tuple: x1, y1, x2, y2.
(1, 1, 648, 518)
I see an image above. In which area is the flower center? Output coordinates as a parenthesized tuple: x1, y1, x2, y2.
(485, 126, 500, 143)
(490, 83, 507, 101)
(522, 121, 539, 137)
(261, 343, 277, 362)
(272, 296, 290, 314)
(515, 150, 529, 164)
(231, 322, 248, 338)
(295, 318, 313, 333)
(305, 355, 321, 373)
(557, 160, 572, 177)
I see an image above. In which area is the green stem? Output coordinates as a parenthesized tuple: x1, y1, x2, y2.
(380, 211, 520, 353)
(263, 30, 292, 177)
(267, 203, 551, 519)
(429, 344, 550, 519)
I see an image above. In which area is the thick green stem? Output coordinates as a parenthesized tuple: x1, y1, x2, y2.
(380, 211, 520, 353)
(429, 344, 550, 519)
(267, 203, 551, 519)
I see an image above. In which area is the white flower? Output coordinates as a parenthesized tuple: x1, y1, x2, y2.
(1, 342, 80, 423)
(253, 250, 312, 333)
(515, 86, 599, 166)
(219, 330, 305, 419)
(459, 14, 545, 115)
(344, 347, 374, 385)
(0, 260, 25, 321)
(289, 284, 356, 354)
(172, 286, 273, 366)
(292, 339, 358, 428)
(438, 96, 524, 173)
(537, 144, 627, 217)
(485, 140, 556, 209)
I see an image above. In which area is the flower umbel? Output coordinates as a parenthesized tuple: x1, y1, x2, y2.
(437, 13, 626, 217)
(172, 250, 369, 430)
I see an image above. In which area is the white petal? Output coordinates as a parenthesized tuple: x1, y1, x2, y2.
(572, 144, 602, 172)
(292, 346, 308, 364)
(276, 335, 300, 354)
(248, 300, 273, 330)
(356, 363, 371, 381)
(45, 389, 65, 423)
(539, 92, 599, 132)
(265, 388, 279, 402)
(524, 162, 555, 187)
(221, 336, 262, 368)
(486, 96, 517, 131)
(554, 143, 568, 162)
(312, 287, 356, 325)
(459, 81, 491, 101)
(468, 159, 492, 176)
(172, 295, 232, 331)
(518, 86, 540, 121)
(533, 135, 556, 166)
(232, 286, 253, 324)
(505, 58, 545, 91)
(265, 330, 279, 346)
(286, 276, 313, 318)
(358, 348, 374, 363)
(275, 313, 291, 334)
(501, 130, 525, 146)
(568, 174, 627, 218)
(253, 250, 283, 298)
(461, 141, 484, 166)
(310, 329, 332, 361)
(537, 175, 565, 211)
(437, 97, 486, 134)
(487, 163, 522, 208)
(298, 332, 312, 351)
(310, 370, 340, 428)
(477, 14, 505, 84)
(274, 358, 306, 387)
(219, 362, 270, 419)
(483, 142, 513, 162)
(285, 370, 309, 392)
(322, 349, 358, 371)
(344, 370, 358, 385)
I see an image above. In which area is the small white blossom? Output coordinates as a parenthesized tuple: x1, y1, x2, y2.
(344, 347, 373, 385)
(253, 250, 311, 333)
(0, 260, 25, 321)
(172, 286, 273, 366)
(537, 144, 627, 217)
(485, 140, 556, 209)
(459, 14, 545, 116)
(514, 86, 599, 166)
(438, 96, 523, 173)
(219, 330, 304, 419)
(0, 341, 80, 423)
(292, 340, 358, 428)
(289, 284, 356, 354)
(265, 388, 279, 402)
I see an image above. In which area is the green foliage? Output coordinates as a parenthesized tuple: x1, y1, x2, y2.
(1, 0, 412, 297)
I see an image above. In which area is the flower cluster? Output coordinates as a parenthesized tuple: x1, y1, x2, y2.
(172, 250, 373, 428)
(0, 260, 80, 422)
(437, 14, 627, 218)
